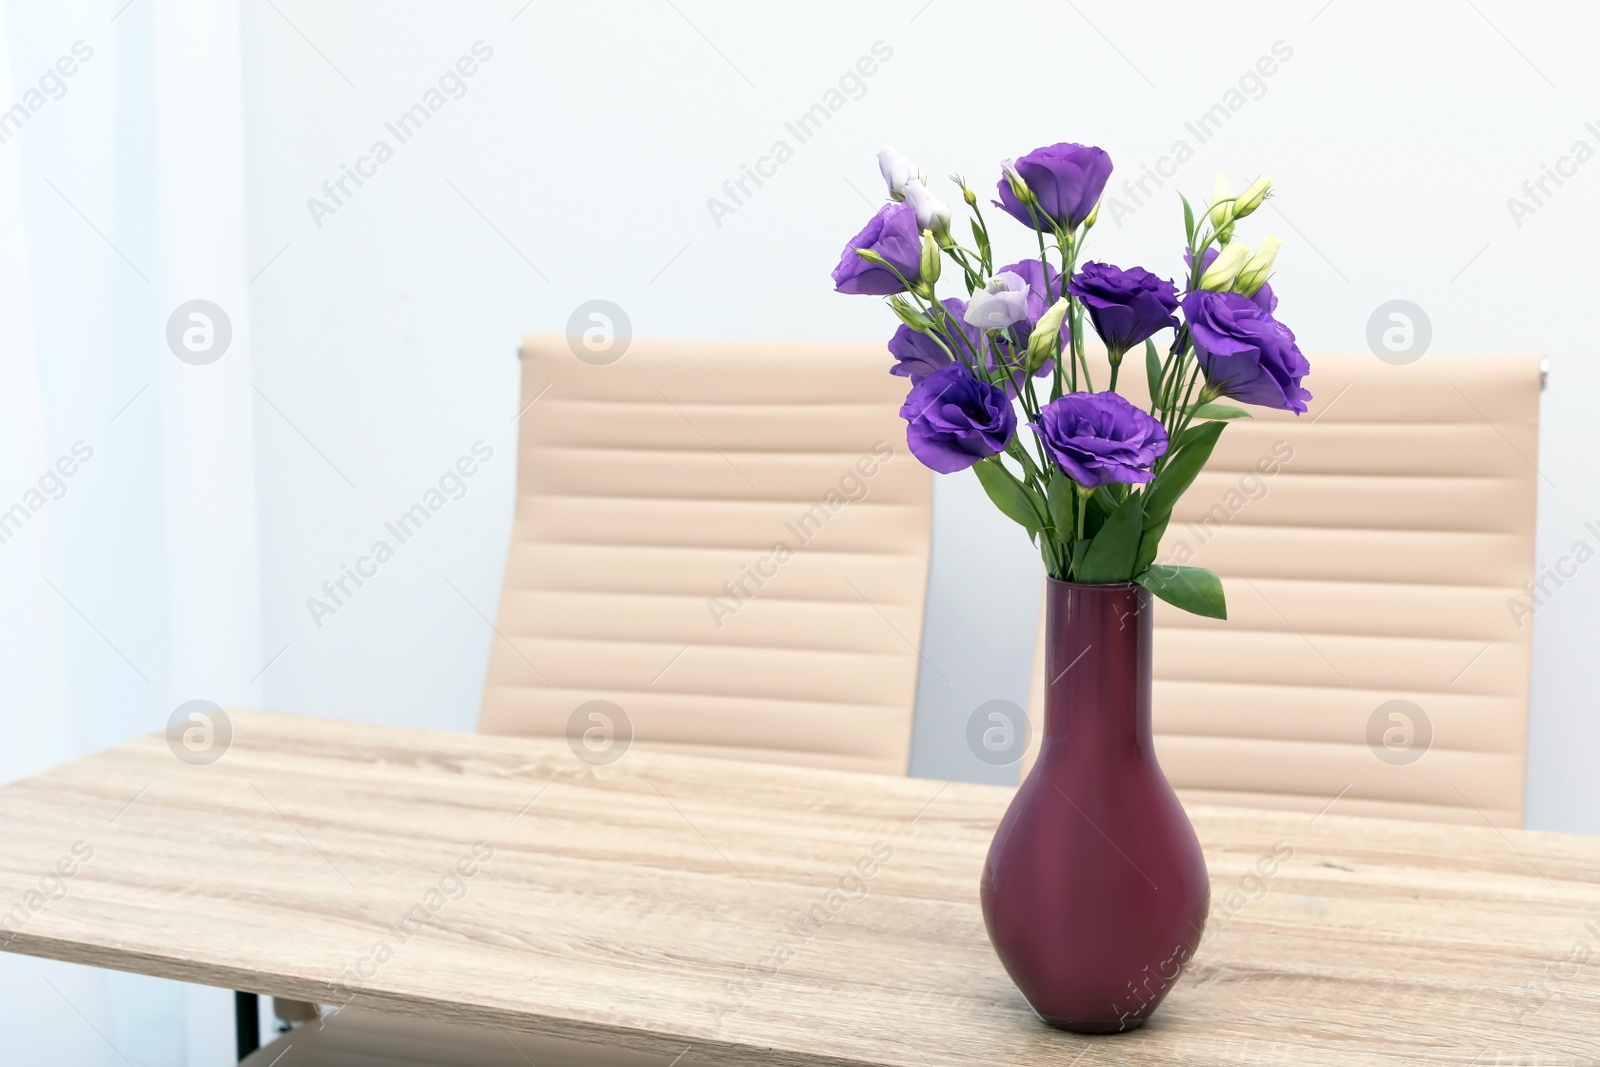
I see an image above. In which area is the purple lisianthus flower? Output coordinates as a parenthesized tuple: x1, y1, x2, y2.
(888, 298, 982, 385)
(1187, 247, 1276, 312)
(1068, 262, 1180, 357)
(899, 363, 1016, 474)
(888, 323, 951, 386)
(964, 272, 1032, 330)
(1181, 290, 1312, 414)
(1031, 392, 1169, 488)
(831, 200, 921, 295)
(994, 143, 1113, 232)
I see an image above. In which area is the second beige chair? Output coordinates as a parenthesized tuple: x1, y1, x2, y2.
(1026, 352, 1543, 827)
(244, 333, 932, 1065)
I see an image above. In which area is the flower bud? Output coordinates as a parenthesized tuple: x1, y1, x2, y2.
(1001, 158, 1036, 208)
(1232, 235, 1280, 297)
(1083, 199, 1101, 230)
(1026, 297, 1070, 372)
(1208, 173, 1233, 230)
(1198, 240, 1250, 291)
(1234, 176, 1272, 219)
(919, 230, 942, 287)
(903, 178, 953, 247)
(877, 147, 920, 201)
(888, 295, 933, 333)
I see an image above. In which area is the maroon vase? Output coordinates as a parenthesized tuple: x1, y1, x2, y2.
(980, 579, 1209, 1034)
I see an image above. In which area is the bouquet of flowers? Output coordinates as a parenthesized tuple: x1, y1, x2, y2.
(831, 142, 1312, 619)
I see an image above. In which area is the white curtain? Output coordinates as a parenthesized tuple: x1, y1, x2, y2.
(1, 1, 258, 1062)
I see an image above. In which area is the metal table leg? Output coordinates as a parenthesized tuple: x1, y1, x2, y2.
(235, 990, 260, 1061)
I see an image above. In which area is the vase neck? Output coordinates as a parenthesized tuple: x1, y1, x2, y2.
(1040, 581, 1154, 752)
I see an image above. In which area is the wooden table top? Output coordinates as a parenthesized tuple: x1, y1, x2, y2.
(1, 710, 1597, 1066)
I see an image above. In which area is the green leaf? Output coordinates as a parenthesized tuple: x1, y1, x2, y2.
(1180, 193, 1196, 244)
(973, 458, 1045, 533)
(1176, 419, 1224, 450)
(1074, 485, 1111, 540)
(1075, 492, 1144, 582)
(1136, 564, 1227, 620)
(1042, 534, 1070, 578)
(1144, 341, 1162, 409)
(1187, 402, 1251, 421)
(1144, 420, 1226, 530)
(1070, 538, 1091, 572)
(1133, 511, 1170, 575)
(1046, 470, 1075, 537)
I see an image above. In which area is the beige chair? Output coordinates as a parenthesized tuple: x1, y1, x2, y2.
(243, 333, 932, 1064)
(1025, 352, 1543, 827)
(478, 333, 933, 772)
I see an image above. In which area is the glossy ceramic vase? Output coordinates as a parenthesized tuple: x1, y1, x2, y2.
(980, 579, 1209, 1034)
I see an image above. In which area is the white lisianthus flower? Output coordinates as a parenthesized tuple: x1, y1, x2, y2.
(877, 147, 921, 201)
(902, 178, 952, 244)
(964, 272, 1032, 330)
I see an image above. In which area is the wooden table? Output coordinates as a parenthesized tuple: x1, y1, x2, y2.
(1, 710, 1597, 1066)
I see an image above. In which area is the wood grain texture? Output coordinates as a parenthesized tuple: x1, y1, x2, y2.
(2, 709, 1598, 1066)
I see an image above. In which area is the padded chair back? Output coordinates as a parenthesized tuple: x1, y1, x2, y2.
(1026, 352, 1543, 826)
(478, 334, 932, 775)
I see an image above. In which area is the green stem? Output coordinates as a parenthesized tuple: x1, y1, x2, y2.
(929, 300, 981, 369)
(969, 198, 995, 275)
(877, 265, 962, 369)
(943, 246, 983, 293)
(1155, 362, 1204, 476)
(1074, 306, 1094, 393)
(1059, 233, 1078, 394)
(1154, 328, 1190, 423)
(1035, 227, 1054, 305)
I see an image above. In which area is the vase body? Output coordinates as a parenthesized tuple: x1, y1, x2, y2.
(980, 579, 1209, 1034)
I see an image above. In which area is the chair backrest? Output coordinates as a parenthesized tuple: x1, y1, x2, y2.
(478, 334, 933, 775)
(1026, 352, 1543, 826)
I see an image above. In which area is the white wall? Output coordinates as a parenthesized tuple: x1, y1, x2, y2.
(2, 0, 253, 1061)
(233, 0, 1600, 827)
(4, 0, 1599, 1059)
